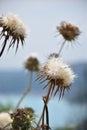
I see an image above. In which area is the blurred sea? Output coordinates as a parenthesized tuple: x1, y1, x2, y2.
(0, 63, 87, 128)
(0, 94, 87, 128)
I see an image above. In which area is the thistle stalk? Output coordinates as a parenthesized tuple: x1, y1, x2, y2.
(58, 40, 66, 55)
(15, 71, 33, 110)
(36, 84, 51, 129)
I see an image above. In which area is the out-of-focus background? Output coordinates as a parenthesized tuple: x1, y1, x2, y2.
(0, 0, 87, 129)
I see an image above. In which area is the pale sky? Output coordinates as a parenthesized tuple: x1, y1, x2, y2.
(0, 0, 87, 69)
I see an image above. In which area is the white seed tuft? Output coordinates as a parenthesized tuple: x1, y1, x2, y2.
(0, 112, 12, 130)
(40, 55, 75, 88)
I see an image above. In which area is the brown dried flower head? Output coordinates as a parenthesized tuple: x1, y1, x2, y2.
(38, 53, 75, 98)
(57, 21, 80, 41)
(11, 108, 36, 130)
(0, 13, 26, 57)
(25, 53, 40, 72)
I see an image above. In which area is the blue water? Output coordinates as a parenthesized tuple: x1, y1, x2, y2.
(0, 94, 87, 128)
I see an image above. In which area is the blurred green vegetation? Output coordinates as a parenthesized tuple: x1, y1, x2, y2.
(0, 103, 13, 112)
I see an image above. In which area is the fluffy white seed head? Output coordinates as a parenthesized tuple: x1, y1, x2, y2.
(0, 112, 12, 130)
(45, 56, 75, 87)
(0, 13, 27, 56)
(2, 13, 26, 37)
(37, 54, 76, 98)
(0, 13, 27, 38)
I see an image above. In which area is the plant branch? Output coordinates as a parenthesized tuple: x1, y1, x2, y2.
(58, 40, 66, 55)
(36, 84, 51, 129)
(15, 71, 33, 110)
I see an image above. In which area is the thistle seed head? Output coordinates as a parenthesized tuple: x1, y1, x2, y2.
(11, 108, 36, 130)
(0, 112, 12, 130)
(25, 53, 40, 72)
(38, 53, 75, 98)
(0, 13, 27, 56)
(57, 21, 80, 41)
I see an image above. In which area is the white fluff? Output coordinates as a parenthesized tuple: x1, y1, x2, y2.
(1, 13, 26, 36)
(0, 112, 12, 130)
(29, 52, 39, 58)
(42, 56, 75, 87)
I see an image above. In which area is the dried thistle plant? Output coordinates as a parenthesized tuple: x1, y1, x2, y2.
(11, 108, 36, 130)
(0, 13, 26, 57)
(15, 53, 40, 110)
(37, 53, 75, 99)
(35, 21, 80, 130)
(25, 53, 40, 72)
(0, 14, 81, 130)
(35, 53, 76, 130)
(56, 21, 80, 55)
(57, 21, 80, 41)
